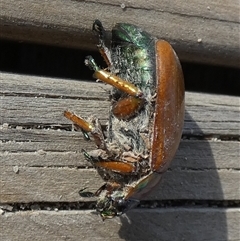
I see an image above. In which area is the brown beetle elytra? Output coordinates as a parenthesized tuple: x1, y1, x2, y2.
(64, 20, 185, 219)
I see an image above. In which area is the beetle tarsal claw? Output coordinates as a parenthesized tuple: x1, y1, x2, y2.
(92, 19, 106, 40)
(79, 188, 95, 198)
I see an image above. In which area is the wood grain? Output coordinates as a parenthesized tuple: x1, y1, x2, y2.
(1, 73, 239, 136)
(1, 72, 239, 202)
(1, 165, 240, 203)
(0, 209, 239, 241)
(0, 0, 239, 68)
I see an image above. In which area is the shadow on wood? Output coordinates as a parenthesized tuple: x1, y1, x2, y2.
(117, 111, 228, 241)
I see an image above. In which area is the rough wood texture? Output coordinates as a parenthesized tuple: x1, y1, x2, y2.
(1, 72, 240, 240)
(0, 0, 239, 68)
(1, 209, 239, 241)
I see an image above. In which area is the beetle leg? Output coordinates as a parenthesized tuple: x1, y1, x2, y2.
(82, 149, 136, 174)
(94, 161, 136, 174)
(85, 56, 145, 119)
(92, 20, 112, 68)
(79, 182, 119, 198)
(79, 187, 95, 198)
(94, 182, 122, 196)
(64, 110, 106, 150)
(85, 56, 143, 98)
(112, 95, 145, 120)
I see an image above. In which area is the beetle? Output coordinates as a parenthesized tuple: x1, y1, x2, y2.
(64, 20, 185, 219)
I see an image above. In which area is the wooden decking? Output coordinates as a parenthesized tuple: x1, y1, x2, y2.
(0, 1, 239, 240)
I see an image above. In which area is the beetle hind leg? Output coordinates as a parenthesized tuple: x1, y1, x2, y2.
(95, 161, 136, 174)
(64, 111, 136, 175)
(82, 149, 136, 175)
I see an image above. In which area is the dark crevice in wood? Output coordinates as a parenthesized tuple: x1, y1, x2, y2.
(6, 164, 93, 169)
(1, 124, 74, 130)
(0, 124, 106, 133)
(182, 134, 240, 141)
(1, 124, 239, 141)
(0, 202, 97, 212)
(0, 39, 239, 96)
(140, 199, 240, 208)
(0, 92, 108, 101)
(168, 167, 240, 171)
(1, 199, 239, 213)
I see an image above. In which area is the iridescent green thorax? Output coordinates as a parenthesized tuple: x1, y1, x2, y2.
(111, 23, 156, 96)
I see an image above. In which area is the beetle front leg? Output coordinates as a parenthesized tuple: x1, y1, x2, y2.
(92, 20, 112, 68)
(85, 56, 145, 120)
(64, 110, 106, 150)
(85, 56, 143, 98)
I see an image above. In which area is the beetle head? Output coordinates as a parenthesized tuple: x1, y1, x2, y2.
(96, 195, 140, 219)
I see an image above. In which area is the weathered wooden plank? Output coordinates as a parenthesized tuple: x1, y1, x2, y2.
(1, 138, 239, 169)
(0, 0, 239, 68)
(0, 209, 239, 241)
(1, 128, 240, 202)
(1, 96, 109, 125)
(1, 72, 239, 136)
(1, 72, 109, 99)
(1, 95, 239, 136)
(1, 164, 239, 203)
(1, 72, 239, 203)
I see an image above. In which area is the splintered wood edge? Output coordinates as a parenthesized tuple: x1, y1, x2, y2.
(0, 0, 239, 67)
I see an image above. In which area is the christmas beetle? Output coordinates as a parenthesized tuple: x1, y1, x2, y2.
(64, 20, 185, 219)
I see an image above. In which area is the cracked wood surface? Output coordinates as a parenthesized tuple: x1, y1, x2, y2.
(1, 72, 240, 240)
(0, 0, 239, 68)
